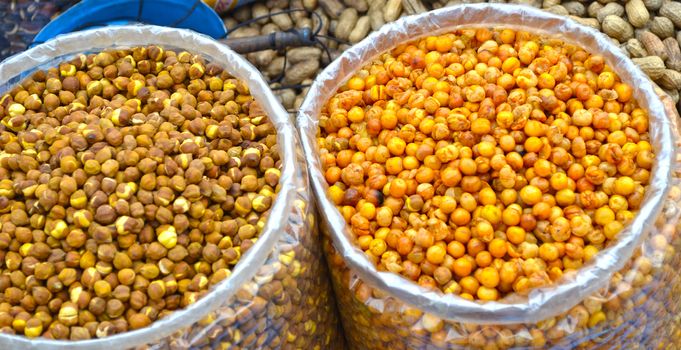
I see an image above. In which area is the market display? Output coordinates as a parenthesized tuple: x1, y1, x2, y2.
(299, 5, 679, 349)
(1, 1, 681, 349)
(0, 26, 340, 349)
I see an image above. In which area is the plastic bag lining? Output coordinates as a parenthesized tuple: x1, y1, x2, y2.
(297, 4, 674, 324)
(0, 24, 301, 349)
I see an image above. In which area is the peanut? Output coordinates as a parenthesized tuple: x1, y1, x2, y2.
(343, 0, 369, 12)
(261, 23, 279, 35)
(319, 0, 344, 19)
(349, 16, 372, 44)
(290, 0, 307, 21)
(321, 49, 343, 66)
(663, 37, 681, 71)
(334, 8, 359, 41)
(650, 16, 676, 39)
(596, 3, 624, 23)
(301, 78, 313, 96)
(642, 0, 663, 11)
(664, 87, 679, 103)
(229, 26, 260, 39)
(251, 3, 269, 25)
(563, 1, 586, 16)
(632, 55, 666, 80)
(265, 0, 288, 7)
(270, 7, 293, 31)
(275, 88, 296, 109)
(283, 59, 320, 85)
(602, 15, 634, 42)
(303, 0, 317, 10)
(620, 42, 632, 57)
(637, 30, 668, 61)
(297, 17, 314, 30)
(329, 20, 338, 38)
(315, 9, 330, 36)
(384, 0, 403, 22)
(265, 56, 286, 78)
(625, 0, 650, 29)
(369, 6, 386, 31)
(626, 38, 649, 58)
(223, 18, 238, 30)
(287, 47, 323, 64)
(294, 95, 305, 110)
(402, 0, 428, 15)
(660, 2, 681, 29)
(587, 2, 603, 18)
(250, 50, 276, 67)
(659, 69, 681, 90)
(369, 0, 387, 11)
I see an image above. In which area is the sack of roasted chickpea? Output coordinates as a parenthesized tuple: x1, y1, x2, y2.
(298, 4, 681, 349)
(0, 25, 341, 349)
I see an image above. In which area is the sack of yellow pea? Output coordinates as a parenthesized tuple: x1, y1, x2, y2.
(298, 4, 681, 349)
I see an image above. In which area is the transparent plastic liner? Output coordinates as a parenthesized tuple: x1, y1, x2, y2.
(297, 4, 679, 349)
(0, 25, 341, 349)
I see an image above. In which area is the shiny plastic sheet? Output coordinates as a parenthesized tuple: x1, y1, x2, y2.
(0, 25, 340, 349)
(298, 4, 680, 349)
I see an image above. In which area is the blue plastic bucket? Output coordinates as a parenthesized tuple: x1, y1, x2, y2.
(32, 0, 227, 45)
